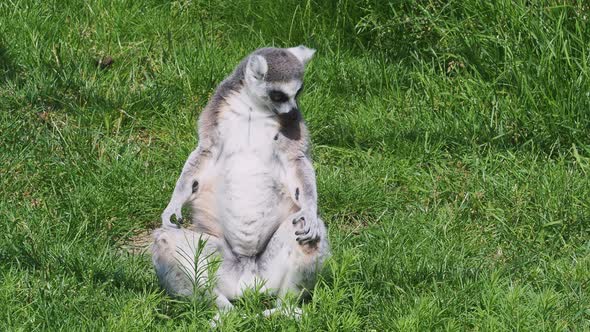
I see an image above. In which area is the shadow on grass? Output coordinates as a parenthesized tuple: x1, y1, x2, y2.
(0, 44, 17, 83)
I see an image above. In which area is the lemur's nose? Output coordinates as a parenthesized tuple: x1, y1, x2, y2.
(278, 107, 300, 124)
(286, 108, 299, 120)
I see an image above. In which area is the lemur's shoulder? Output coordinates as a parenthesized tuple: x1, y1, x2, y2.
(196, 65, 247, 145)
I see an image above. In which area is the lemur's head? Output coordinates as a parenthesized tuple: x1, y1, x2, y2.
(243, 46, 315, 121)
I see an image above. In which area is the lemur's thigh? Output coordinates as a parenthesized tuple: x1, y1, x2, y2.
(152, 227, 221, 297)
(257, 216, 329, 296)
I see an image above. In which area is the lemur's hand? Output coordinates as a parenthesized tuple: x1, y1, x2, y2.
(161, 201, 183, 228)
(161, 188, 193, 228)
(292, 210, 321, 244)
(161, 179, 199, 228)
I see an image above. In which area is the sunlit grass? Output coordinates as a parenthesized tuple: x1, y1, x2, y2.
(1, 0, 589, 330)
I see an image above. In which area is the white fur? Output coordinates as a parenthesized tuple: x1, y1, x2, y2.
(216, 90, 288, 256)
(246, 55, 268, 80)
(152, 227, 217, 297)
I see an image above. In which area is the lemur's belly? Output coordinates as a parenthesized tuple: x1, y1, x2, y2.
(194, 107, 297, 256)
(215, 152, 293, 256)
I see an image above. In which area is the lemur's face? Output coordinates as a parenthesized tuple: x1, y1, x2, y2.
(244, 46, 314, 120)
(265, 80, 304, 117)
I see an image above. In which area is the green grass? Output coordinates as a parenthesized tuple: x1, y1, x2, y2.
(1, 0, 589, 330)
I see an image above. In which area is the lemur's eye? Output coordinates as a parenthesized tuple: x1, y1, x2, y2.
(269, 90, 289, 103)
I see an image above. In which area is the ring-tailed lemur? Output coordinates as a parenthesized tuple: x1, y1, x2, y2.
(152, 46, 329, 320)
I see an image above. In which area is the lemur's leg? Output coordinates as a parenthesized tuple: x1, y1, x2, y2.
(152, 227, 222, 297)
(162, 145, 214, 228)
(152, 227, 242, 322)
(209, 288, 234, 328)
(257, 214, 330, 318)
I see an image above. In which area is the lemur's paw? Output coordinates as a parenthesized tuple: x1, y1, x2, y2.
(292, 210, 321, 244)
(161, 204, 183, 228)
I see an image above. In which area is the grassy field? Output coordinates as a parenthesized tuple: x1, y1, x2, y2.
(1, 0, 590, 330)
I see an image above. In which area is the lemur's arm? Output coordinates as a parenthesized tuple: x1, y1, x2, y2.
(292, 155, 318, 215)
(161, 144, 214, 228)
(287, 153, 322, 244)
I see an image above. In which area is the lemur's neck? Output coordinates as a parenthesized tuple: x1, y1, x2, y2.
(227, 87, 276, 123)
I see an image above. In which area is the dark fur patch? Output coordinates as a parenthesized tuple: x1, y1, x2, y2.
(278, 110, 302, 141)
(300, 239, 320, 255)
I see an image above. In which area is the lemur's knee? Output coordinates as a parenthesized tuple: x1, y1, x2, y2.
(152, 230, 190, 296)
(151, 227, 216, 297)
(152, 228, 177, 266)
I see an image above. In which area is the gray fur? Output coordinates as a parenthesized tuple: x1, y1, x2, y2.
(255, 48, 304, 82)
(206, 47, 304, 116)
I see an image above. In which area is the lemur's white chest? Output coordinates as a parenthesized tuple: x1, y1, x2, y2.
(212, 95, 291, 256)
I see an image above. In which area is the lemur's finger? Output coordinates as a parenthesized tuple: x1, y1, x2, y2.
(162, 216, 181, 229)
(295, 228, 310, 236)
(167, 213, 183, 227)
(297, 232, 311, 242)
(297, 230, 321, 244)
(297, 237, 313, 244)
(292, 216, 305, 225)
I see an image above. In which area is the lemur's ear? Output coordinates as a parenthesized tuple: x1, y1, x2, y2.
(288, 45, 316, 65)
(246, 55, 268, 81)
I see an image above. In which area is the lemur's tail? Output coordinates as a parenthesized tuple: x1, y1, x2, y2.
(151, 227, 218, 297)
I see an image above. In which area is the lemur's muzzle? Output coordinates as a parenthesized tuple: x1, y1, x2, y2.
(277, 107, 300, 125)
